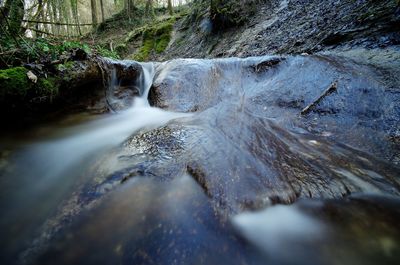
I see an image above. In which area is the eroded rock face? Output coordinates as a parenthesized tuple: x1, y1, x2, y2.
(144, 52, 400, 213)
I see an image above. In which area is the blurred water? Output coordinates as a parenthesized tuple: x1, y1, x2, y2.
(0, 61, 189, 265)
(0, 55, 399, 265)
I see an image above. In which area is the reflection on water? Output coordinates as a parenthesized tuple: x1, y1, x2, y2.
(232, 205, 325, 264)
(33, 175, 260, 265)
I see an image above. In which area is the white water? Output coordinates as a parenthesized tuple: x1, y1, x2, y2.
(24, 62, 188, 184)
(0, 62, 190, 252)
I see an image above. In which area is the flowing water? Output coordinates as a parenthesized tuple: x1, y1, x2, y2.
(0, 54, 399, 265)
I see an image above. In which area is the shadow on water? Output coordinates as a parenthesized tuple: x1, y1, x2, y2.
(0, 51, 399, 265)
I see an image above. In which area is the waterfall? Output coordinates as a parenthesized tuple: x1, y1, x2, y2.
(0, 61, 190, 265)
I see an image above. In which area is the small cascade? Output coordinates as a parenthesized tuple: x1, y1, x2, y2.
(105, 60, 154, 111)
(21, 61, 187, 182)
(0, 61, 189, 265)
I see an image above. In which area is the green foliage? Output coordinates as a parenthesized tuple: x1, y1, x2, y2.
(57, 61, 74, 72)
(115, 43, 128, 54)
(62, 41, 91, 54)
(125, 27, 147, 43)
(0, 36, 93, 68)
(96, 6, 146, 33)
(95, 45, 120, 59)
(33, 38, 91, 59)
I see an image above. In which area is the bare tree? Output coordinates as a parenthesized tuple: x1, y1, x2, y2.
(167, 0, 173, 15)
(90, 0, 98, 27)
(0, 0, 13, 26)
(7, 0, 25, 36)
(125, 0, 135, 19)
(71, 0, 81, 35)
(100, 0, 105, 22)
(145, 0, 154, 17)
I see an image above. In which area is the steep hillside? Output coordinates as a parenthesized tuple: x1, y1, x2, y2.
(86, 0, 399, 61)
(162, 0, 400, 59)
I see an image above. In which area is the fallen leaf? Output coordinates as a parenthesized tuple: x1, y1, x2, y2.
(27, 71, 38, 84)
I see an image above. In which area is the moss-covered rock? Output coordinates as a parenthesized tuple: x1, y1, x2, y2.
(0, 67, 59, 102)
(0, 67, 30, 98)
(132, 18, 175, 61)
(36, 77, 59, 98)
(155, 21, 174, 53)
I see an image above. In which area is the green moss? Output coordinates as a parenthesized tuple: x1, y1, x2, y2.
(155, 21, 174, 35)
(0, 67, 29, 99)
(155, 34, 171, 53)
(132, 18, 175, 61)
(133, 39, 154, 61)
(155, 21, 174, 53)
(0, 67, 59, 102)
(36, 77, 58, 96)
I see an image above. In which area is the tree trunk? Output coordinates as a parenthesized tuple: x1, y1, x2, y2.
(64, 1, 72, 37)
(167, 0, 173, 16)
(90, 0, 98, 27)
(0, 0, 13, 26)
(43, 2, 51, 34)
(49, 2, 57, 35)
(129, 0, 135, 13)
(125, 0, 134, 19)
(145, 0, 154, 17)
(71, 0, 82, 35)
(100, 0, 105, 22)
(34, 0, 44, 36)
(8, 0, 25, 36)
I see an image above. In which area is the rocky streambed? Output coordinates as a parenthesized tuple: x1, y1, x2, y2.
(0, 48, 399, 265)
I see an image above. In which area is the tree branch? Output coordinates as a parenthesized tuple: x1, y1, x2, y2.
(22, 19, 93, 26)
(301, 81, 338, 115)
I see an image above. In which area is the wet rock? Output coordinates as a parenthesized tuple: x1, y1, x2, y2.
(146, 52, 400, 214)
(0, 56, 145, 126)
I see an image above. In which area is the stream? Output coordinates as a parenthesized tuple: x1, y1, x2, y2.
(0, 52, 399, 265)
